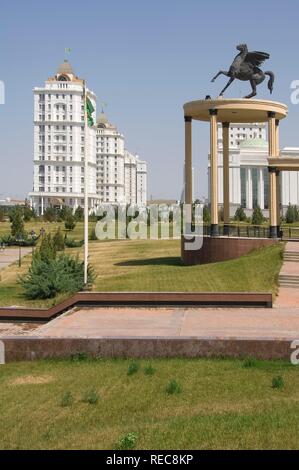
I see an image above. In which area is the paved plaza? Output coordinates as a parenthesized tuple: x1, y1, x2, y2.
(22, 305, 298, 340)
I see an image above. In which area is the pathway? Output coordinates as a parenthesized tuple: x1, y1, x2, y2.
(275, 241, 299, 308)
(0, 247, 32, 271)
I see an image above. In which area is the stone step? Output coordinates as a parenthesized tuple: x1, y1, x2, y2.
(284, 251, 299, 257)
(279, 275, 299, 282)
(279, 282, 299, 288)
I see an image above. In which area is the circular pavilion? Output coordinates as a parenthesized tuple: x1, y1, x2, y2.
(182, 98, 288, 265)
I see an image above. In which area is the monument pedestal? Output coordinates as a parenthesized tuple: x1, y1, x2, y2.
(181, 235, 279, 265)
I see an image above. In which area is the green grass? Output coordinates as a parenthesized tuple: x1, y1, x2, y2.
(0, 357, 298, 449)
(0, 236, 283, 307)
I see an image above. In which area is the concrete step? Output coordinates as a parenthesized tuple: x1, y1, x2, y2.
(279, 283, 299, 288)
(283, 255, 299, 261)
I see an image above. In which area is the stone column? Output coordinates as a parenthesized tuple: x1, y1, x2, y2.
(210, 109, 219, 236)
(268, 112, 278, 238)
(184, 116, 192, 204)
(222, 122, 230, 235)
(259, 168, 265, 210)
(275, 120, 281, 235)
(247, 168, 253, 210)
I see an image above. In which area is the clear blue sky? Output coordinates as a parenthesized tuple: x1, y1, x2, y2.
(1, 0, 299, 200)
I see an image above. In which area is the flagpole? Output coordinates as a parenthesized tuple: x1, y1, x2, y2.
(83, 80, 89, 287)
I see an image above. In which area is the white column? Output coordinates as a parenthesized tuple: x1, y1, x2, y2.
(184, 116, 192, 204)
(246, 168, 253, 210)
(41, 196, 44, 216)
(259, 168, 265, 210)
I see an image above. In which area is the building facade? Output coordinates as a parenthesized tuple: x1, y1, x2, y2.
(208, 123, 299, 215)
(29, 60, 99, 215)
(29, 62, 148, 214)
(96, 112, 147, 206)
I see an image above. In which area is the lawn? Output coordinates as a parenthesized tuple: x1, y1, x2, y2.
(0, 357, 298, 449)
(0, 234, 283, 307)
(0, 237, 283, 307)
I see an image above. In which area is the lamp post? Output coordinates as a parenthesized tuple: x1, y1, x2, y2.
(15, 236, 24, 268)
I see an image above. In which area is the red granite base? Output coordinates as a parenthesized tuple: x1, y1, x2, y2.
(181, 235, 279, 265)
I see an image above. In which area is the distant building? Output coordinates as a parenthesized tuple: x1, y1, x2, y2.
(29, 60, 98, 215)
(29, 61, 148, 215)
(208, 123, 299, 215)
(96, 112, 147, 206)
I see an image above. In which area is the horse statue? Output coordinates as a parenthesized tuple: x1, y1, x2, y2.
(211, 44, 274, 99)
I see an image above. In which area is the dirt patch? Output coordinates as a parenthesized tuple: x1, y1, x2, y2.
(0, 322, 40, 337)
(9, 375, 55, 386)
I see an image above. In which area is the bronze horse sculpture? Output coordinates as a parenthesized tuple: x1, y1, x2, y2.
(211, 44, 274, 99)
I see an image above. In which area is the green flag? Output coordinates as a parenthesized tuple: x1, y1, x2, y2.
(86, 97, 95, 127)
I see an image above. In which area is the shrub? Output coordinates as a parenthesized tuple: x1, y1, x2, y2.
(242, 357, 257, 368)
(251, 206, 265, 225)
(71, 352, 89, 362)
(65, 214, 76, 231)
(116, 432, 138, 450)
(166, 379, 182, 395)
(234, 207, 247, 222)
(144, 365, 156, 375)
(53, 228, 65, 252)
(19, 254, 95, 299)
(60, 391, 74, 407)
(0, 234, 37, 247)
(272, 375, 284, 389)
(64, 238, 84, 248)
(82, 389, 99, 405)
(127, 361, 140, 376)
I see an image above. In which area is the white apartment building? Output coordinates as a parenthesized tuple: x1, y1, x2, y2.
(96, 111, 125, 204)
(96, 112, 147, 206)
(29, 62, 148, 213)
(29, 60, 99, 215)
(136, 157, 147, 206)
(208, 122, 299, 215)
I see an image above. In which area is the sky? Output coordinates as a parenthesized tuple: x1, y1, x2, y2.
(1, 0, 299, 200)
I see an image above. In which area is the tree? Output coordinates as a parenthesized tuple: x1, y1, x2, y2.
(285, 204, 299, 224)
(43, 207, 57, 222)
(218, 206, 224, 222)
(0, 207, 5, 222)
(38, 233, 56, 263)
(10, 206, 25, 238)
(65, 214, 76, 231)
(251, 206, 265, 225)
(234, 207, 247, 222)
(74, 206, 84, 221)
(53, 228, 65, 251)
(23, 205, 35, 222)
(203, 205, 211, 223)
(58, 206, 73, 221)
